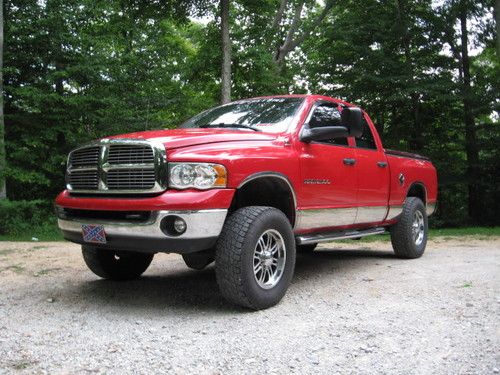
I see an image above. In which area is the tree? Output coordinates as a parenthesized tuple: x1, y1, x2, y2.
(222, 0, 336, 97)
(298, 0, 498, 227)
(2, 0, 498, 227)
(220, 0, 231, 103)
(272, 0, 334, 65)
(439, 0, 497, 224)
(0, 0, 5, 200)
(3, 0, 216, 200)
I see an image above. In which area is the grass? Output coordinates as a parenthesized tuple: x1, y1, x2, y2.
(428, 227, 500, 238)
(34, 267, 61, 277)
(0, 264, 25, 274)
(11, 360, 37, 370)
(0, 225, 63, 242)
(0, 225, 498, 242)
(0, 249, 15, 256)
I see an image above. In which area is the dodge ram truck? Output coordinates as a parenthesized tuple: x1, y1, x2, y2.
(55, 95, 438, 310)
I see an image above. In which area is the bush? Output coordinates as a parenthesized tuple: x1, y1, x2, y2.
(0, 200, 58, 237)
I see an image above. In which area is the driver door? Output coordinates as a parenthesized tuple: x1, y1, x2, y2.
(297, 102, 358, 231)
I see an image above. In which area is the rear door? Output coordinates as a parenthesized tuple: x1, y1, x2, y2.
(297, 101, 358, 230)
(353, 113, 390, 224)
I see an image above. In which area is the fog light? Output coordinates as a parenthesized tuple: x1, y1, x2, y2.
(160, 215, 187, 237)
(173, 217, 187, 234)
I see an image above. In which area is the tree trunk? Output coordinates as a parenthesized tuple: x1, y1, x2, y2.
(396, 0, 423, 152)
(0, 0, 6, 200)
(273, 0, 334, 66)
(459, 4, 481, 223)
(220, 0, 231, 104)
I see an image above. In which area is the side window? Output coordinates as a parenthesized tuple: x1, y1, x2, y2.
(308, 103, 348, 146)
(355, 116, 377, 150)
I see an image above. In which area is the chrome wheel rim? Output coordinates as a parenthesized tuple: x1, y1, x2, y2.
(253, 229, 286, 289)
(412, 210, 425, 246)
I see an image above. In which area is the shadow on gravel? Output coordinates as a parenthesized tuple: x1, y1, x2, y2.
(62, 248, 396, 314)
(69, 266, 240, 314)
(293, 248, 397, 281)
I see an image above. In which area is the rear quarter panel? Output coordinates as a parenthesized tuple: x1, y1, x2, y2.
(386, 155, 438, 207)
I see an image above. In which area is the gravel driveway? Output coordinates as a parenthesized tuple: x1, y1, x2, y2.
(0, 237, 499, 374)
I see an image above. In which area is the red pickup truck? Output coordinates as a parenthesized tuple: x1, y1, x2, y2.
(55, 95, 437, 309)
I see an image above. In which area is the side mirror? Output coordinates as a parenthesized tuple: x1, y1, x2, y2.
(300, 126, 349, 143)
(341, 107, 363, 138)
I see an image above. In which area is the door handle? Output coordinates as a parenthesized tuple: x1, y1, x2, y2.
(377, 161, 388, 168)
(343, 158, 356, 166)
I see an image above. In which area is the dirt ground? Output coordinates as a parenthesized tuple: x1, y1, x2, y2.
(0, 237, 499, 374)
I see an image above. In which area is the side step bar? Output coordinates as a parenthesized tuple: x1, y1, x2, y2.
(296, 227, 386, 245)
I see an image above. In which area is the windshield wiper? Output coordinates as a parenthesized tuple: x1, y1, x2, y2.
(199, 123, 261, 132)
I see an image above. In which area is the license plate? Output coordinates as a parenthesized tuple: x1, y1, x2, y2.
(82, 224, 107, 244)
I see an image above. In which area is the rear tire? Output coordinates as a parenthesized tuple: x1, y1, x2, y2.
(82, 246, 154, 280)
(390, 197, 428, 259)
(182, 250, 215, 270)
(215, 206, 296, 310)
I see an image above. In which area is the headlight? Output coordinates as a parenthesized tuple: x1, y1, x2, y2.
(168, 163, 227, 189)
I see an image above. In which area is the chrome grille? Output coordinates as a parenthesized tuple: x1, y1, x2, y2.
(68, 170, 99, 190)
(107, 169, 156, 190)
(108, 145, 154, 165)
(69, 147, 100, 168)
(66, 140, 167, 194)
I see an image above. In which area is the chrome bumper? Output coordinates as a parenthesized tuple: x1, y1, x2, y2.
(58, 209, 228, 253)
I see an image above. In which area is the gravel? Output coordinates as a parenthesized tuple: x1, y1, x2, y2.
(0, 237, 499, 374)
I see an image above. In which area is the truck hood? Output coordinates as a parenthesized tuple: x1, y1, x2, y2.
(108, 128, 277, 150)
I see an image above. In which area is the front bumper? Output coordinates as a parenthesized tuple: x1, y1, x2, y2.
(57, 209, 228, 254)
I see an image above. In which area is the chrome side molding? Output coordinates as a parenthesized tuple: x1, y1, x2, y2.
(296, 227, 386, 245)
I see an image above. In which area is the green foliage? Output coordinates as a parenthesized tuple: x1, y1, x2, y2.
(299, 0, 498, 227)
(4, 0, 218, 201)
(1, 0, 498, 228)
(0, 199, 59, 239)
(428, 227, 500, 238)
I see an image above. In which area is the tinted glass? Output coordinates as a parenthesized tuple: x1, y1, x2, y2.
(356, 117, 377, 149)
(309, 103, 348, 146)
(180, 98, 304, 133)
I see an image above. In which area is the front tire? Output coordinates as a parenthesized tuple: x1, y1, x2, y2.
(215, 206, 296, 310)
(390, 197, 428, 259)
(82, 246, 154, 280)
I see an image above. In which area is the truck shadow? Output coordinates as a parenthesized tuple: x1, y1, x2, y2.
(294, 248, 397, 279)
(69, 248, 397, 313)
(75, 266, 230, 314)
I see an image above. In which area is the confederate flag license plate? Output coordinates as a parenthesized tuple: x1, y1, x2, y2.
(82, 224, 107, 244)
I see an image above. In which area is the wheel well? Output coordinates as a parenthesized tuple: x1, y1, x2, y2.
(230, 177, 296, 226)
(407, 183, 426, 204)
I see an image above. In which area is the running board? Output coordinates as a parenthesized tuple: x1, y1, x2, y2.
(296, 227, 386, 245)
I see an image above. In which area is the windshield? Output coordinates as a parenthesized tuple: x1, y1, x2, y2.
(180, 97, 304, 133)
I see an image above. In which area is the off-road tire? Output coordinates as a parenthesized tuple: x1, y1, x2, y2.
(390, 197, 428, 259)
(82, 246, 154, 280)
(215, 206, 296, 310)
(182, 250, 215, 270)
